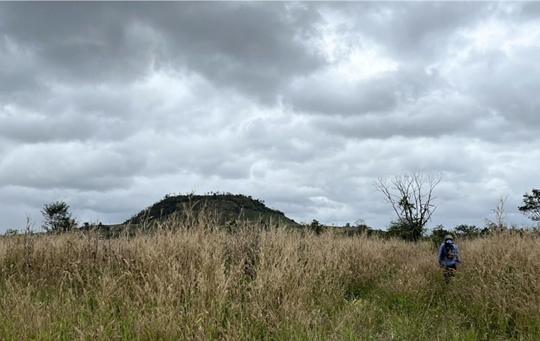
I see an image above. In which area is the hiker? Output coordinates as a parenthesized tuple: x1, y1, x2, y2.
(438, 234, 461, 283)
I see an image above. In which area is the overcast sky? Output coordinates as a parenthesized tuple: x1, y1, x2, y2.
(1, 2, 539, 233)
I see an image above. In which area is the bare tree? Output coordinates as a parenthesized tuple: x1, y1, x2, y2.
(374, 172, 444, 241)
(485, 196, 508, 233)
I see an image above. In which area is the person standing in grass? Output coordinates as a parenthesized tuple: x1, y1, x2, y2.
(438, 234, 461, 283)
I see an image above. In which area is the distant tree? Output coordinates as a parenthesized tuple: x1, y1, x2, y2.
(374, 172, 443, 242)
(387, 219, 425, 241)
(4, 229, 18, 236)
(342, 219, 371, 237)
(386, 220, 406, 239)
(518, 189, 540, 222)
(428, 224, 452, 248)
(454, 224, 476, 237)
(309, 219, 325, 235)
(453, 224, 489, 239)
(41, 201, 77, 233)
(354, 219, 370, 234)
(430, 224, 452, 241)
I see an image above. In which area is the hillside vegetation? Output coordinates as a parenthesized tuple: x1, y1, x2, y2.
(124, 192, 298, 227)
(1, 218, 540, 340)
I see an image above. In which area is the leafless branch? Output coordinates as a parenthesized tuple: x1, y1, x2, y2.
(374, 172, 444, 238)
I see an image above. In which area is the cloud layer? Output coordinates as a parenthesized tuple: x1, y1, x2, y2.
(1, 2, 539, 232)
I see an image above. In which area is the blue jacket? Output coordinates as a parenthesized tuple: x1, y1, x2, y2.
(438, 240, 461, 266)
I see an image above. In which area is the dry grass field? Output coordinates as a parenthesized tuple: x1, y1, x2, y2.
(1, 220, 539, 340)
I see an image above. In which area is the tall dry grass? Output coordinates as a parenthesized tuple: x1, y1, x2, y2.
(1, 220, 539, 340)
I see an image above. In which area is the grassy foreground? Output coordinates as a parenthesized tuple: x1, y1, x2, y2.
(1, 223, 540, 340)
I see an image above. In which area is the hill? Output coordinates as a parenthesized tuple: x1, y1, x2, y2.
(124, 192, 299, 227)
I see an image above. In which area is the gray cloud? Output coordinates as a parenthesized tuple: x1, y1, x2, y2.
(1, 2, 540, 232)
(148, 2, 325, 103)
(0, 2, 324, 103)
(319, 2, 487, 63)
(0, 142, 146, 191)
(287, 65, 447, 117)
(464, 48, 540, 126)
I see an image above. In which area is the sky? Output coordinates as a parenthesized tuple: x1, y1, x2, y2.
(1, 2, 539, 233)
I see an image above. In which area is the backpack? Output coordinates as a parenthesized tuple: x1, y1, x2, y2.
(443, 241, 457, 261)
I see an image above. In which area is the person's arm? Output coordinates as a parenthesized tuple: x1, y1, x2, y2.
(455, 244, 462, 264)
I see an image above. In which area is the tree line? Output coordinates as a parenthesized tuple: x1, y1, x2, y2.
(6, 173, 540, 239)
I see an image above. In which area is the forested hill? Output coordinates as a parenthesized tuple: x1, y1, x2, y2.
(124, 193, 298, 226)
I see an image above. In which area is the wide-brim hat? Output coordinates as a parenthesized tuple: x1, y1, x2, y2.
(444, 234, 453, 240)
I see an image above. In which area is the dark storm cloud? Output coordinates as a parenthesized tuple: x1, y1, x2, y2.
(0, 2, 324, 103)
(140, 2, 325, 103)
(0, 2, 146, 83)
